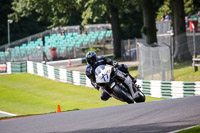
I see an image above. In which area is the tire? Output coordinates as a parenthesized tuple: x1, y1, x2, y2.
(112, 84, 134, 104)
(134, 90, 145, 103)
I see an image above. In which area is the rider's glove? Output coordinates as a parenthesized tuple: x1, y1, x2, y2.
(92, 82, 100, 90)
(94, 84, 100, 90)
(113, 61, 118, 68)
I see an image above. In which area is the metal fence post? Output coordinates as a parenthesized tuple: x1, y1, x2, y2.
(128, 39, 131, 60)
(192, 23, 197, 58)
(135, 38, 138, 61)
(7, 19, 13, 50)
(192, 23, 198, 71)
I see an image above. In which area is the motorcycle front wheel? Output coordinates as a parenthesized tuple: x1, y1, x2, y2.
(112, 84, 134, 104)
(134, 88, 145, 103)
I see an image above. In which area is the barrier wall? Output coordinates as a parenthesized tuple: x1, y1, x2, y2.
(8, 61, 200, 99)
(7, 62, 27, 74)
(27, 61, 93, 88)
(137, 80, 200, 99)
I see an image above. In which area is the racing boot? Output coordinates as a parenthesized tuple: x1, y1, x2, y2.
(100, 89, 111, 101)
(118, 64, 136, 84)
(129, 74, 137, 84)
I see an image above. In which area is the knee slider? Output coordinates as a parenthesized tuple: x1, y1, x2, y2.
(101, 96, 109, 101)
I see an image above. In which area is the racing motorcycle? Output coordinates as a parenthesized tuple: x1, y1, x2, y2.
(95, 65, 145, 104)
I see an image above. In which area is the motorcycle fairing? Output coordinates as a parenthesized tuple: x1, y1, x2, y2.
(95, 65, 112, 83)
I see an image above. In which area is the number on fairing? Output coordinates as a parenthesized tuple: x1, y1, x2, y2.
(102, 74, 108, 81)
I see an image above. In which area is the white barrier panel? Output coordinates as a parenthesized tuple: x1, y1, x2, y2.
(59, 68, 67, 82)
(195, 82, 200, 95)
(73, 71, 80, 85)
(27, 61, 34, 74)
(171, 81, 184, 98)
(6, 62, 11, 74)
(47, 65, 55, 80)
(86, 76, 93, 88)
(37, 63, 44, 77)
(150, 81, 162, 98)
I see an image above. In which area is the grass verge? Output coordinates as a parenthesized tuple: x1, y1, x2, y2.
(178, 125, 200, 133)
(173, 61, 200, 81)
(0, 73, 163, 117)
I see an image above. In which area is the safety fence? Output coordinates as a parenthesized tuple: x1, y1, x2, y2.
(156, 20, 172, 34)
(7, 62, 27, 74)
(27, 61, 93, 87)
(6, 61, 92, 87)
(121, 39, 137, 61)
(137, 80, 200, 99)
(6, 61, 200, 99)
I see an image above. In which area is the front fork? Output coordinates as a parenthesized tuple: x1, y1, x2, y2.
(115, 69, 136, 99)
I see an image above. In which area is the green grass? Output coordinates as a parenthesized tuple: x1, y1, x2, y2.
(178, 125, 200, 133)
(129, 66, 138, 78)
(0, 73, 163, 116)
(129, 61, 200, 81)
(173, 61, 200, 81)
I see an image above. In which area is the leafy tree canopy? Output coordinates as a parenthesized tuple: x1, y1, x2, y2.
(156, 0, 200, 21)
(9, 0, 84, 28)
(0, 0, 164, 46)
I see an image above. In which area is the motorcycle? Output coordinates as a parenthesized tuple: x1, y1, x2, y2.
(95, 65, 145, 104)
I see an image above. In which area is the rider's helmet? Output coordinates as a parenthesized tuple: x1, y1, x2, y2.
(86, 51, 97, 65)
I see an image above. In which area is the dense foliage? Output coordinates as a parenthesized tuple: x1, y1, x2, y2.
(0, 0, 48, 45)
(156, 0, 200, 21)
(0, 0, 152, 46)
(0, 0, 199, 60)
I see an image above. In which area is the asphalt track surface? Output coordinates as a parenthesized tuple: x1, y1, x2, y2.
(1, 96, 200, 133)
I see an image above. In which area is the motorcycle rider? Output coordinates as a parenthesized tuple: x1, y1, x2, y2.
(85, 51, 136, 101)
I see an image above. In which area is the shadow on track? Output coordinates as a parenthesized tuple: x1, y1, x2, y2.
(48, 121, 195, 133)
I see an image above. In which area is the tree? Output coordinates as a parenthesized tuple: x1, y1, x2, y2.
(9, 0, 83, 28)
(141, 0, 157, 45)
(156, 0, 171, 21)
(171, 0, 192, 61)
(81, 0, 122, 58)
(156, 0, 195, 61)
(156, 0, 200, 20)
(0, 0, 48, 46)
(8, 0, 163, 58)
(185, 0, 200, 16)
(119, 0, 143, 39)
(0, 0, 13, 45)
(81, 0, 147, 58)
(108, 0, 121, 58)
(10, 0, 123, 58)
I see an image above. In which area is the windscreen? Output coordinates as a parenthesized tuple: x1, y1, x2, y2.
(95, 65, 105, 76)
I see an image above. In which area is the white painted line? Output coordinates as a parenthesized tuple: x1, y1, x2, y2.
(168, 125, 198, 133)
(0, 111, 17, 116)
